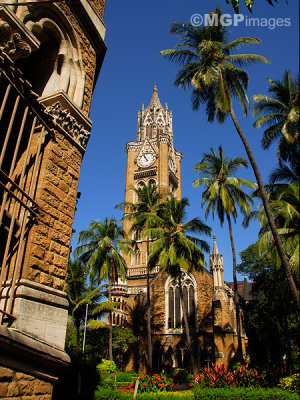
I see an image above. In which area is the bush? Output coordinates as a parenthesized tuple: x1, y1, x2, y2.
(278, 374, 300, 393)
(193, 386, 299, 400)
(116, 371, 139, 382)
(125, 372, 173, 394)
(194, 363, 262, 388)
(94, 387, 132, 400)
(96, 359, 117, 374)
(172, 368, 189, 384)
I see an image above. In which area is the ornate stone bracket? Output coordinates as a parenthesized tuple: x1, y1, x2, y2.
(0, 6, 40, 61)
(40, 90, 92, 151)
(44, 101, 90, 149)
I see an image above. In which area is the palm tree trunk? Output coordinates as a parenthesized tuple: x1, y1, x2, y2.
(178, 273, 196, 374)
(230, 107, 300, 310)
(146, 240, 152, 372)
(226, 213, 244, 363)
(108, 276, 113, 361)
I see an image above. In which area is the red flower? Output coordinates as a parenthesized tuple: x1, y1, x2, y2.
(139, 376, 144, 379)
(130, 389, 134, 393)
(142, 383, 147, 387)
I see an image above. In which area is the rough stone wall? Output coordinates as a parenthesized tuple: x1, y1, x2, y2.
(22, 132, 82, 290)
(0, 367, 53, 400)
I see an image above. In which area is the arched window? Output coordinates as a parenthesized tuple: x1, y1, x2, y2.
(166, 274, 197, 330)
(131, 247, 141, 266)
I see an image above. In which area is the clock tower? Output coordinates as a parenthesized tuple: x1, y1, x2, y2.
(111, 87, 248, 372)
(122, 85, 182, 279)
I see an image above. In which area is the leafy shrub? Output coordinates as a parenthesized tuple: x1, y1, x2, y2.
(172, 368, 189, 384)
(125, 372, 173, 393)
(94, 387, 132, 400)
(193, 386, 299, 399)
(278, 374, 300, 393)
(116, 371, 139, 382)
(97, 359, 117, 374)
(194, 363, 262, 388)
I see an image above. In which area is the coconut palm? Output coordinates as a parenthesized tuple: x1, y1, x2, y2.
(244, 184, 299, 280)
(120, 182, 163, 372)
(252, 71, 300, 168)
(193, 145, 257, 362)
(74, 217, 131, 361)
(66, 258, 119, 354)
(148, 195, 211, 373)
(159, 10, 299, 309)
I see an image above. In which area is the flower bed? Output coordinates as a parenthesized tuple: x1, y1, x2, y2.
(124, 372, 173, 393)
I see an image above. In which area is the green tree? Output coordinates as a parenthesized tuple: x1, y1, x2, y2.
(252, 71, 300, 169)
(74, 217, 131, 361)
(193, 145, 256, 362)
(159, 11, 299, 309)
(238, 243, 299, 376)
(148, 195, 211, 373)
(120, 182, 163, 372)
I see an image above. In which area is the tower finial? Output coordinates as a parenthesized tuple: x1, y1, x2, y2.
(212, 234, 219, 255)
(153, 84, 158, 93)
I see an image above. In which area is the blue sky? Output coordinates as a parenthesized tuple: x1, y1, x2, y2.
(71, 0, 299, 282)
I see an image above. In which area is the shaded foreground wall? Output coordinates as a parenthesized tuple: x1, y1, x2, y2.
(0, 1, 107, 398)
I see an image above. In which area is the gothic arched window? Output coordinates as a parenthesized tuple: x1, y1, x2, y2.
(166, 274, 197, 331)
(131, 247, 141, 266)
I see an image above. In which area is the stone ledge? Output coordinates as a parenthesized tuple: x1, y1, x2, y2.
(0, 326, 70, 382)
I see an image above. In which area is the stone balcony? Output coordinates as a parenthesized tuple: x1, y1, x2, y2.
(127, 265, 160, 277)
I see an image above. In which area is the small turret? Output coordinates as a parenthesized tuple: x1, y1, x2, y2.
(209, 234, 225, 289)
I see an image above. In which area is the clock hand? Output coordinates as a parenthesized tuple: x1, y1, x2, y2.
(144, 155, 148, 161)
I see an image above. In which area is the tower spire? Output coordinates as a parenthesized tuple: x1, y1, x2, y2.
(209, 234, 225, 289)
(148, 84, 163, 109)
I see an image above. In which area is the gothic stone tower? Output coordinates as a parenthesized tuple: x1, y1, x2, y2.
(112, 87, 247, 372)
(0, 1, 106, 398)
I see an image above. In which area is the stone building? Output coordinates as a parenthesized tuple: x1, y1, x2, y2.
(111, 87, 247, 372)
(0, 0, 106, 398)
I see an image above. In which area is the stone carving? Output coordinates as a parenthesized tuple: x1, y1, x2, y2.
(45, 102, 90, 149)
(0, 21, 31, 61)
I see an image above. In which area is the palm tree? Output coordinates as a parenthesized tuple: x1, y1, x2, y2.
(193, 145, 257, 362)
(74, 217, 131, 361)
(159, 10, 300, 309)
(67, 258, 118, 354)
(244, 184, 299, 279)
(252, 71, 300, 169)
(148, 195, 211, 373)
(120, 182, 163, 372)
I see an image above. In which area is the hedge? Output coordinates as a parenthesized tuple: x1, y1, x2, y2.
(193, 387, 299, 400)
(94, 388, 132, 400)
(94, 387, 299, 400)
(136, 391, 194, 400)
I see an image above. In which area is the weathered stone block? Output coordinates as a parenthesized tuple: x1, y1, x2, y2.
(0, 367, 13, 381)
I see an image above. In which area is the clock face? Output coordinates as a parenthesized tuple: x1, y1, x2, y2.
(139, 153, 154, 167)
(169, 158, 175, 172)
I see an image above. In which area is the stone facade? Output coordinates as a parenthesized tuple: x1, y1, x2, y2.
(0, 1, 107, 398)
(111, 87, 247, 372)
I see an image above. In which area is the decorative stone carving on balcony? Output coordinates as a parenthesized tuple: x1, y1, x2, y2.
(45, 101, 90, 149)
(0, 6, 40, 61)
(134, 166, 157, 180)
(40, 90, 92, 151)
(169, 170, 178, 188)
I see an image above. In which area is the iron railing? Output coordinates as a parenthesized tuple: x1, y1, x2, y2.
(0, 51, 54, 323)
